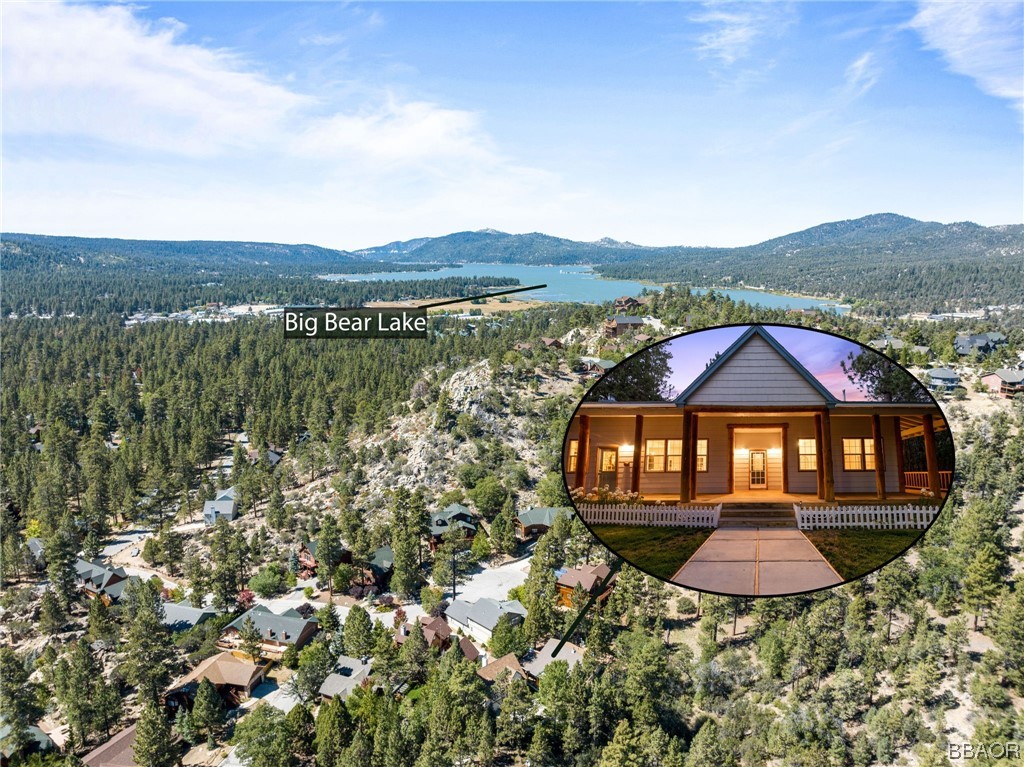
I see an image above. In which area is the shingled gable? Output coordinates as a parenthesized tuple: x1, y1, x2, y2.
(675, 325, 837, 406)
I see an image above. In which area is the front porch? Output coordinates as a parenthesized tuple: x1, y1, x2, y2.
(639, 487, 943, 506)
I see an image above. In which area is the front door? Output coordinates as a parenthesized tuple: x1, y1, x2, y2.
(597, 448, 618, 490)
(749, 450, 767, 489)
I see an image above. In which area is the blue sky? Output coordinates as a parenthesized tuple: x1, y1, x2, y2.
(664, 325, 887, 401)
(2, 2, 1021, 249)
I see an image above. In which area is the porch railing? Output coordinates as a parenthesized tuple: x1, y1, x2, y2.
(578, 503, 721, 528)
(794, 503, 939, 531)
(904, 471, 952, 491)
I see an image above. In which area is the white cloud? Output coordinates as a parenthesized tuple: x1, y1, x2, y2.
(843, 52, 880, 99)
(692, 2, 795, 65)
(909, 1, 1023, 116)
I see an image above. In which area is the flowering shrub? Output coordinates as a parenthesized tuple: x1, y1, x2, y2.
(570, 485, 647, 506)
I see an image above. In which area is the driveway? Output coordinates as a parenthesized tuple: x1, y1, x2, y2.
(452, 557, 531, 602)
(671, 529, 842, 596)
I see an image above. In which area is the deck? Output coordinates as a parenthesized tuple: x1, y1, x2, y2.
(638, 491, 933, 506)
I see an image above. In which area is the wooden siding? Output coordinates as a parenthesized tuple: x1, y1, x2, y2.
(732, 430, 783, 491)
(686, 335, 827, 406)
(831, 415, 901, 493)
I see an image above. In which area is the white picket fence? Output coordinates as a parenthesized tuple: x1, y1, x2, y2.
(578, 503, 722, 528)
(794, 504, 939, 531)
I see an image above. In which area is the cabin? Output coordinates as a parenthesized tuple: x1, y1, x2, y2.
(515, 506, 572, 540)
(0, 715, 54, 767)
(319, 655, 374, 701)
(539, 337, 563, 349)
(161, 600, 218, 633)
(523, 638, 584, 681)
(26, 537, 45, 570)
(981, 369, 1024, 399)
(477, 653, 528, 685)
(566, 325, 951, 504)
(444, 598, 527, 643)
(81, 724, 143, 767)
(556, 563, 616, 607)
(74, 559, 138, 605)
(396, 615, 451, 650)
(579, 357, 616, 376)
(218, 605, 319, 660)
(429, 503, 477, 550)
(604, 315, 645, 338)
(925, 368, 961, 393)
(164, 652, 270, 711)
(954, 331, 1007, 356)
(203, 488, 239, 525)
(613, 296, 642, 313)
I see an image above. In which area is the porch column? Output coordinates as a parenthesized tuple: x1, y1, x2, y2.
(781, 423, 789, 494)
(630, 415, 644, 494)
(689, 413, 699, 498)
(821, 410, 835, 502)
(575, 414, 590, 491)
(871, 414, 886, 500)
(814, 414, 825, 499)
(923, 413, 940, 496)
(679, 410, 691, 503)
(893, 417, 906, 493)
(727, 426, 735, 494)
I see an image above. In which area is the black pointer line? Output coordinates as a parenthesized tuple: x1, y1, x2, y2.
(552, 557, 623, 658)
(420, 284, 547, 309)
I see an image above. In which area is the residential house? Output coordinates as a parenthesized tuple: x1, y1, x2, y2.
(578, 357, 616, 376)
(161, 600, 218, 633)
(203, 488, 239, 525)
(954, 331, 1007, 356)
(396, 615, 451, 650)
(539, 337, 563, 349)
(556, 563, 616, 607)
(368, 545, 395, 588)
(164, 651, 270, 710)
(75, 559, 138, 604)
(81, 724, 141, 767)
(925, 368, 961, 393)
(1, 715, 54, 767)
(604, 315, 645, 338)
(981, 369, 1024, 399)
(458, 636, 482, 665)
(634, 333, 654, 345)
(444, 598, 527, 643)
(515, 506, 572, 540)
(218, 604, 319, 660)
(297, 539, 320, 578)
(523, 638, 584, 681)
(566, 325, 951, 503)
(319, 655, 374, 701)
(477, 653, 528, 685)
(26, 537, 45, 570)
(613, 296, 642, 313)
(429, 503, 477, 550)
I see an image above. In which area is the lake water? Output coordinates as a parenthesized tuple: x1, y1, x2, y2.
(321, 263, 846, 312)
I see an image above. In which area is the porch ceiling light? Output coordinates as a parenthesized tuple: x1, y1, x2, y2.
(768, 447, 782, 456)
(619, 444, 635, 459)
(734, 448, 749, 456)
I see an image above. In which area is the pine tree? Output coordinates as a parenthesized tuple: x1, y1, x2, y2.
(174, 708, 199, 746)
(122, 580, 173, 702)
(963, 543, 1003, 630)
(39, 588, 66, 635)
(238, 615, 264, 663)
(314, 696, 353, 767)
(86, 594, 119, 644)
(344, 605, 374, 658)
(132, 699, 177, 767)
(191, 678, 226, 743)
(0, 648, 42, 760)
(316, 515, 345, 597)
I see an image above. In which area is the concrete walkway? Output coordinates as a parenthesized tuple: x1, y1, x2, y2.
(670, 529, 843, 596)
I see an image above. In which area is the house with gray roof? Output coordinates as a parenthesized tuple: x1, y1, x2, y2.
(444, 597, 527, 643)
(523, 638, 584, 681)
(925, 368, 961, 392)
(515, 507, 572, 540)
(981, 368, 1024, 399)
(218, 604, 319, 660)
(319, 655, 373, 701)
(74, 558, 138, 604)
(954, 332, 1007, 356)
(203, 496, 238, 526)
(26, 537, 45, 570)
(161, 600, 218, 632)
(429, 503, 477, 549)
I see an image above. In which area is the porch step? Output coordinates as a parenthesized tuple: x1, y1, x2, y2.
(718, 507, 796, 529)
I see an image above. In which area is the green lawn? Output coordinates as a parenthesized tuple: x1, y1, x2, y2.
(590, 525, 715, 581)
(802, 528, 923, 581)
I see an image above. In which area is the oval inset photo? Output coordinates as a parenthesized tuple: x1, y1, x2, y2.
(562, 323, 954, 597)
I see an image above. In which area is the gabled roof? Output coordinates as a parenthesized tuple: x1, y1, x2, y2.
(75, 559, 134, 600)
(81, 723, 138, 767)
(445, 598, 527, 632)
(319, 655, 373, 699)
(173, 651, 265, 690)
(523, 638, 584, 678)
(214, 486, 237, 501)
(674, 325, 837, 405)
(458, 636, 481, 663)
(162, 600, 218, 632)
(607, 315, 645, 325)
(987, 368, 1024, 384)
(515, 507, 572, 528)
(557, 563, 615, 593)
(477, 653, 527, 683)
(225, 604, 317, 644)
(370, 545, 394, 572)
